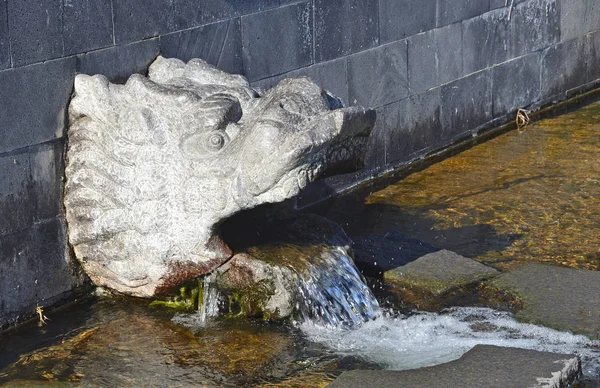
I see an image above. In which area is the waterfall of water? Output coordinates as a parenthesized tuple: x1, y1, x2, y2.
(294, 246, 380, 327)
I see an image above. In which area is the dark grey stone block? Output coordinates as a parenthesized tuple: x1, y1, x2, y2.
(160, 18, 243, 75)
(0, 151, 33, 235)
(347, 40, 408, 108)
(63, 0, 114, 55)
(314, 0, 378, 62)
(408, 31, 436, 94)
(384, 87, 442, 164)
(172, 0, 278, 30)
(438, 0, 489, 27)
(290, 57, 349, 105)
(561, 0, 600, 41)
(30, 140, 65, 222)
(588, 31, 600, 86)
(441, 70, 492, 140)
(489, 0, 526, 10)
(7, 0, 63, 66)
(0, 0, 9, 70)
(363, 106, 386, 168)
(76, 38, 159, 83)
(492, 53, 541, 118)
(462, 9, 510, 74)
(408, 23, 463, 95)
(510, 0, 560, 58)
(379, 0, 436, 44)
(0, 57, 76, 154)
(113, 0, 174, 44)
(541, 36, 591, 100)
(242, 2, 313, 81)
(329, 345, 580, 388)
(251, 57, 349, 105)
(0, 218, 82, 327)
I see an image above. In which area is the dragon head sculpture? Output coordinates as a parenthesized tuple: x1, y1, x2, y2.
(65, 56, 375, 297)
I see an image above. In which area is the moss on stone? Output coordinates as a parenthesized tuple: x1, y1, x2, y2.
(149, 278, 204, 313)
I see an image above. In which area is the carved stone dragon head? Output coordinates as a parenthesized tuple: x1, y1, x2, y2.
(65, 56, 375, 297)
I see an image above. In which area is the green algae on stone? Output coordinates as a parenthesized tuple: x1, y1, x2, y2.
(149, 278, 204, 312)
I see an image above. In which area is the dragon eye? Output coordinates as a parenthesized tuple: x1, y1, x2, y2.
(206, 132, 227, 151)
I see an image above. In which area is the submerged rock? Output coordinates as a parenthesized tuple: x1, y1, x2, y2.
(486, 263, 600, 339)
(64, 56, 375, 297)
(211, 214, 379, 324)
(384, 249, 499, 310)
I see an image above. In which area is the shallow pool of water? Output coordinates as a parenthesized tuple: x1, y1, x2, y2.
(323, 100, 600, 271)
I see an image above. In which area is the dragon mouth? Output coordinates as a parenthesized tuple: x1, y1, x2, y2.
(296, 132, 371, 191)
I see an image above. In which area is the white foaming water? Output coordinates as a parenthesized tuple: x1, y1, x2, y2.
(299, 307, 600, 379)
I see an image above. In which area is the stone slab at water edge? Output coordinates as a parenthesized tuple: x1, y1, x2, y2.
(64, 56, 375, 297)
(383, 249, 499, 310)
(329, 345, 581, 388)
(486, 263, 600, 339)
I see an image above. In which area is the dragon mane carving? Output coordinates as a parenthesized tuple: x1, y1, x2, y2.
(64, 56, 375, 297)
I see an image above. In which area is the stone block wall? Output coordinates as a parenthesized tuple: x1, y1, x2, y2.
(1, 0, 599, 327)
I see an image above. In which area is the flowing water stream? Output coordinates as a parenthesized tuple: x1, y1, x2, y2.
(2, 100, 600, 386)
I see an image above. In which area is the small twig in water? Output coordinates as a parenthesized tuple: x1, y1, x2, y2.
(36, 305, 50, 326)
(516, 108, 531, 131)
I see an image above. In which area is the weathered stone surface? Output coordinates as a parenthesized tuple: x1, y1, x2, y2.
(314, 0, 378, 62)
(511, 0, 560, 58)
(440, 70, 492, 139)
(347, 40, 409, 108)
(160, 19, 243, 75)
(0, 151, 33, 235)
(408, 23, 463, 95)
(251, 57, 349, 106)
(379, 0, 436, 43)
(541, 35, 593, 102)
(492, 53, 541, 118)
(383, 87, 443, 163)
(487, 263, 600, 338)
(462, 9, 510, 74)
(0, 57, 76, 154)
(62, 0, 113, 55)
(7, 0, 63, 66)
(0, 0, 9, 70)
(112, 0, 174, 44)
(438, 0, 489, 27)
(76, 39, 159, 84)
(561, 0, 600, 41)
(64, 57, 375, 297)
(0, 218, 84, 328)
(241, 2, 313, 82)
(329, 345, 581, 388)
(384, 249, 499, 295)
(30, 140, 65, 221)
(172, 0, 278, 30)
